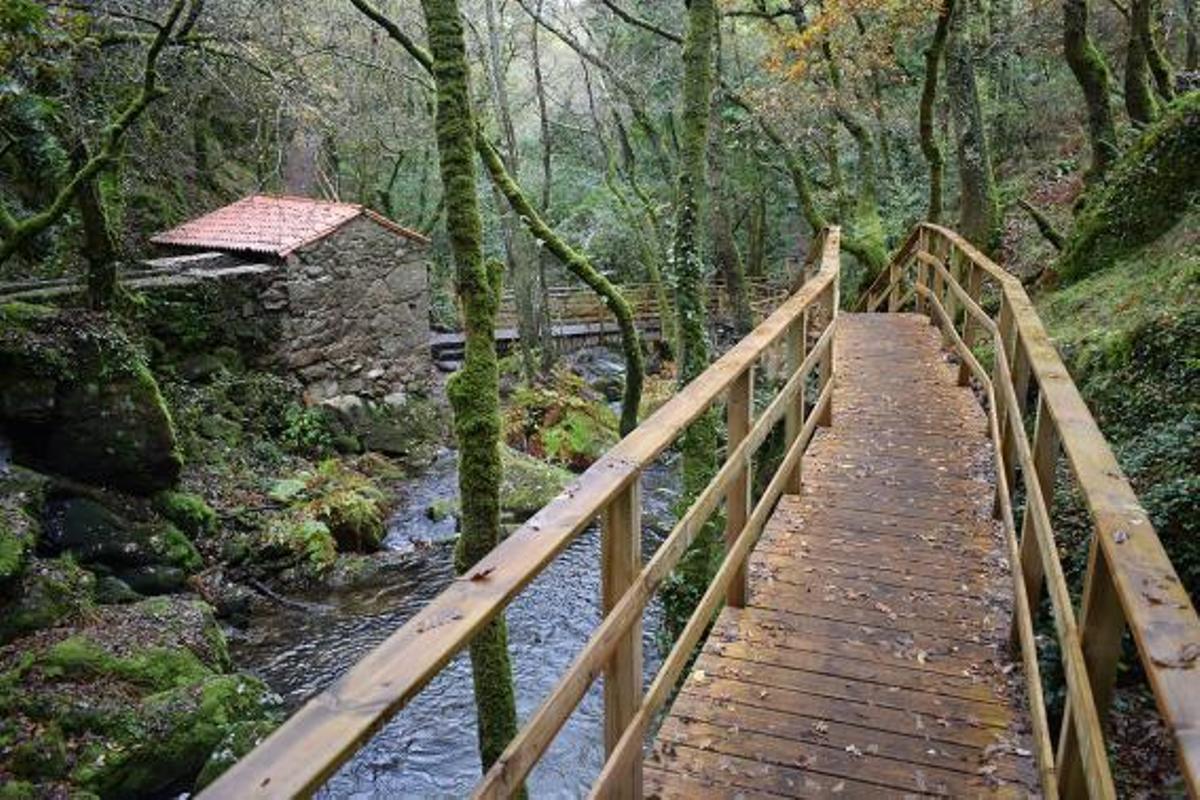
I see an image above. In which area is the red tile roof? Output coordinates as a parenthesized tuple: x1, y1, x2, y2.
(151, 195, 428, 257)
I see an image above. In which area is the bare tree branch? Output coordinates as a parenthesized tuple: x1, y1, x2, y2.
(0, 0, 189, 264)
(597, 0, 682, 44)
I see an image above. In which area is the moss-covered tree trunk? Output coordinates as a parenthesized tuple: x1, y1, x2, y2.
(662, 0, 719, 639)
(418, 0, 522, 783)
(709, 99, 752, 334)
(1144, 0, 1175, 101)
(76, 167, 118, 311)
(746, 178, 767, 279)
(946, 0, 1000, 254)
(1064, 0, 1119, 180)
(1125, 0, 1159, 126)
(919, 0, 953, 222)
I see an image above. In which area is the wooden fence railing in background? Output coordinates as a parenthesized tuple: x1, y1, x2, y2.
(492, 279, 788, 330)
(858, 224, 1200, 799)
(198, 228, 842, 800)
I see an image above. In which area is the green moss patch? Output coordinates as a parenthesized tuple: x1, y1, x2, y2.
(0, 557, 95, 645)
(153, 491, 217, 538)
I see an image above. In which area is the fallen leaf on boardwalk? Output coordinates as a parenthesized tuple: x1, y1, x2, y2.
(812, 720, 829, 736)
(845, 744, 864, 758)
(831, 781, 845, 793)
(469, 567, 495, 581)
(1150, 641, 1200, 669)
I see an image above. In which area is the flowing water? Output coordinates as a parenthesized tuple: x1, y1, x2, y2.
(231, 450, 680, 798)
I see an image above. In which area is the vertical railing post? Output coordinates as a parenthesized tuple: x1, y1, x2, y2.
(914, 228, 928, 315)
(816, 280, 837, 428)
(944, 249, 960, 326)
(993, 299, 1017, 517)
(998, 300, 1029, 506)
(1057, 541, 1126, 799)
(725, 367, 753, 607)
(932, 250, 946, 314)
(1010, 393, 1058, 648)
(957, 261, 982, 386)
(887, 245, 901, 313)
(785, 314, 807, 493)
(602, 480, 643, 800)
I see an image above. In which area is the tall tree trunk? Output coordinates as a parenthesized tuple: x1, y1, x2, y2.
(1126, 0, 1160, 125)
(531, 0, 553, 213)
(77, 169, 118, 311)
(663, 0, 719, 640)
(1144, 0, 1175, 100)
(530, 0, 556, 375)
(1187, 0, 1199, 71)
(483, 0, 546, 383)
(418, 0, 521, 786)
(746, 178, 767, 279)
(1064, 0, 1119, 180)
(920, 0, 953, 222)
(708, 67, 751, 333)
(585, 65, 677, 357)
(946, 0, 1001, 253)
(834, 107, 889, 290)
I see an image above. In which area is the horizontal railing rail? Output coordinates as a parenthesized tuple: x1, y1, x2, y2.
(200, 227, 842, 799)
(866, 224, 1200, 799)
(491, 279, 788, 328)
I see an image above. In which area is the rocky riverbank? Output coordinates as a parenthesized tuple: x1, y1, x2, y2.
(0, 299, 656, 797)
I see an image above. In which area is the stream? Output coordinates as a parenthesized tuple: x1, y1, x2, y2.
(231, 449, 680, 798)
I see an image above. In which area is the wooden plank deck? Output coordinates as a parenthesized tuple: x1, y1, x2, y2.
(646, 314, 1040, 799)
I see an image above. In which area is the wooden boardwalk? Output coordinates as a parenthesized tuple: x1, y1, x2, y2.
(646, 314, 1040, 798)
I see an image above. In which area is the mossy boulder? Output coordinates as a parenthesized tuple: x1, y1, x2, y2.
(358, 396, 447, 466)
(0, 597, 279, 797)
(153, 490, 217, 538)
(0, 303, 182, 494)
(0, 556, 95, 645)
(193, 718, 279, 790)
(44, 498, 202, 594)
(500, 446, 572, 519)
(1059, 91, 1200, 282)
(312, 485, 385, 552)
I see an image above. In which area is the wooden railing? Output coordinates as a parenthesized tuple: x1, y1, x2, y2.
(858, 224, 1200, 799)
(492, 279, 788, 330)
(199, 227, 843, 799)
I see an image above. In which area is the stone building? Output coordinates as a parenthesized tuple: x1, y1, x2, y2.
(152, 195, 431, 402)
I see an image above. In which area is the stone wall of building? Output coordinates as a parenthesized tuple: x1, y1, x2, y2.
(276, 216, 431, 402)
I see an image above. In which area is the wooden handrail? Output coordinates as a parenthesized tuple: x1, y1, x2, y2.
(198, 227, 842, 800)
(880, 224, 1200, 798)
